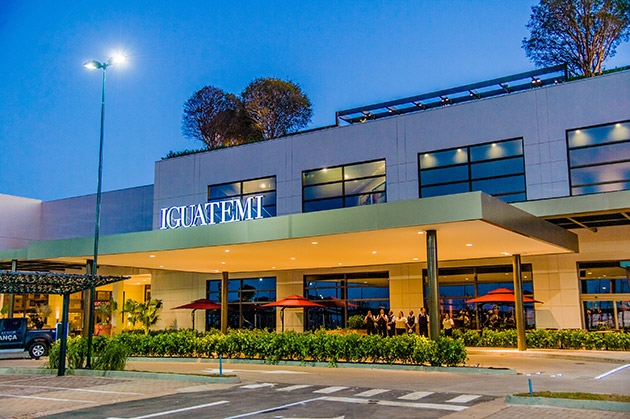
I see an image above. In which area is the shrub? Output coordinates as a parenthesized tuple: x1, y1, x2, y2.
(45, 335, 127, 371)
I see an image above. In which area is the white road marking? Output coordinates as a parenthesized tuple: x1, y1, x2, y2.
(321, 396, 468, 411)
(240, 382, 275, 389)
(398, 391, 434, 400)
(0, 392, 94, 403)
(594, 363, 630, 380)
(277, 384, 313, 392)
(0, 383, 143, 395)
(107, 400, 229, 419)
(313, 386, 348, 394)
(446, 394, 481, 403)
(222, 397, 325, 419)
(355, 388, 390, 397)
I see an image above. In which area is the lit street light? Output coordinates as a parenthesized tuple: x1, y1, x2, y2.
(83, 54, 125, 368)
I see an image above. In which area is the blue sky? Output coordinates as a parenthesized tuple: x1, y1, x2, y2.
(1, 1, 628, 201)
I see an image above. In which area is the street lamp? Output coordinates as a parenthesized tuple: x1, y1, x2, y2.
(83, 54, 125, 368)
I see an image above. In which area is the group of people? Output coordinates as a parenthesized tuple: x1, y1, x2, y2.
(363, 307, 431, 337)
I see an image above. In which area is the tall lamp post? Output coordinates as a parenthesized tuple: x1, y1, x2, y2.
(83, 55, 124, 368)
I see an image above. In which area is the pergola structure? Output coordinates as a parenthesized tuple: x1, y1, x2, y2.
(0, 270, 129, 376)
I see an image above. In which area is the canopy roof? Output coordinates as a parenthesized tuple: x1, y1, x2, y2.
(0, 270, 129, 294)
(0, 192, 579, 274)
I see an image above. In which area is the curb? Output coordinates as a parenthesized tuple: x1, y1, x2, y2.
(129, 356, 516, 375)
(505, 394, 630, 412)
(0, 366, 240, 384)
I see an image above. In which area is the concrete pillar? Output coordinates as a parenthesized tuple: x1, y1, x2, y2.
(512, 254, 527, 351)
(426, 230, 440, 340)
(221, 271, 229, 334)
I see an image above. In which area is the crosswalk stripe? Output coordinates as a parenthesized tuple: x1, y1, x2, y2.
(313, 386, 348, 394)
(398, 391, 434, 400)
(446, 394, 481, 403)
(321, 396, 467, 412)
(355, 388, 390, 397)
(240, 383, 275, 389)
(277, 384, 313, 392)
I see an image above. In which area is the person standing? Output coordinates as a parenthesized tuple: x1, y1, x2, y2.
(387, 310, 396, 337)
(417, 307, 429, 337)
(442, 313, 454, 337)
(376, 308, 388, 337)
(407, 310, 417, 334)
(364, 310, 377, 335)
(394, 311, 408, 336)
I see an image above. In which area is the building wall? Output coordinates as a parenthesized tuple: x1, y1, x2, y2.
(0, 194, 42, 250)
(153, 70, 630, 228)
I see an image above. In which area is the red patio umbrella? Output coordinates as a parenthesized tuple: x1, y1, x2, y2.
(466, 288, 542, 304)
(262, 295, 325, 331)
(172, 299, 221, 330)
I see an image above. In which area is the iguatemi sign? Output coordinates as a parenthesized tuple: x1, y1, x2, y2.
(160, 195, 264, 230)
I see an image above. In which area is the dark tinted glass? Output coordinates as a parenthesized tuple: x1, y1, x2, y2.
(471, 156, 524, 179)
(472, 174, 525, 195)
(421, 182, 470, 197)
(420, 165, 469, 186)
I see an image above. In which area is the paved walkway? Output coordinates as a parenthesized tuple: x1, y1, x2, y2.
(0, 348, 628, 418)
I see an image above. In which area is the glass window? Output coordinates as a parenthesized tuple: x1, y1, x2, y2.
(470, 139, 523, 162)
(344, 160, 385, 179)
(303, 167, 342, 186)
(420, 149, 468, 169)
(419, 138, 525, 202)
(208, 176, 276, 218)
(578, 261, 630, 330)
(568, 121, 630, 148)
(302, 160, 386, 213)
(472, 175, 526, 196)
(425, 264, 535, 330)
(207, 277, 276, 330)
(304, 272, 389, 330)
(568, 121, 630, 196)
(420, 166, 469, 186)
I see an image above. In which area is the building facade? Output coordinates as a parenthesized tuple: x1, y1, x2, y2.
(1, 67, 629, 335)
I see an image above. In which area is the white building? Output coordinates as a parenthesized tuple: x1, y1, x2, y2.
(1, 66, 629, 335)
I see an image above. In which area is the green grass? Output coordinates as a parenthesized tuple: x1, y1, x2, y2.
(514, 391, 630, 403)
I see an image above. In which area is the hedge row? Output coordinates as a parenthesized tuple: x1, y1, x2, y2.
(116, 329, 467, 367)
(453, 328, 630, 350)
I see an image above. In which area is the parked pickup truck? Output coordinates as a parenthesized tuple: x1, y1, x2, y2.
(0, 318, 56, 359)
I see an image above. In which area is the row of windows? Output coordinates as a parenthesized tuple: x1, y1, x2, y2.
(419, 138, 526, 203)
(206, 120, 629, 214)
(567, 121, 630, 196)
(578, 261, 630, 331)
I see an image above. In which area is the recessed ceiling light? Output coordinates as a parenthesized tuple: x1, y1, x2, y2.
(372, 251, 377, 254)
(221, 261, 226, 265)
(290, 257, 296, 260)
(413, 257, 419, 261)
(149, 255, 156, 258)
(311, 241, 318, 245)
(225, 249, 230, 253)
(466, 243, 473, 247)
(418, 231, 425, 235)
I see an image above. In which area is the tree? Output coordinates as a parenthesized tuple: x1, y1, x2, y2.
(123, 299, 163, 335)
(241, 77, 312, 139)
(522, 0, 630, 76)
(181, 86, 257, 149)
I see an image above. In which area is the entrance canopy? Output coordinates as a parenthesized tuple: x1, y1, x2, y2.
(1, 192, 578, 273)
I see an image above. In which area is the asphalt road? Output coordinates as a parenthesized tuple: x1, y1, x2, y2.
(0, 348, 629, 418)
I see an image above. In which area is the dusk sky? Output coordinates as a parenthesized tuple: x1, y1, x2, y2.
(1, 1, 628, 202)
